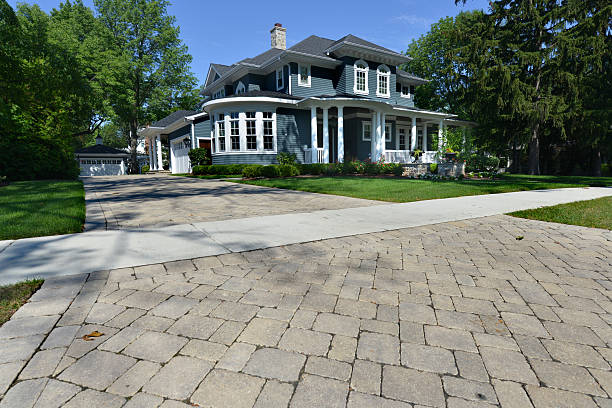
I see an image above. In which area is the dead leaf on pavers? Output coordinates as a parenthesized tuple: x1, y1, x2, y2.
(515, 236, 524, 240)
(82, 331, 104, 341)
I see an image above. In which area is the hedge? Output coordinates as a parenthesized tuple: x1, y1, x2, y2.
(192, 164, 248, 175)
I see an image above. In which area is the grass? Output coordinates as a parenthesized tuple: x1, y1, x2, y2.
(0, 180, 85, 240)
(171, 173, 241, 179)
(509, 196, 612, 230)
(0, 279, 44, 325)
(234, 174, 612, 203)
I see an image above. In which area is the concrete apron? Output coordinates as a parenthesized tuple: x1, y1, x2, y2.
(0, 186, 610, 285)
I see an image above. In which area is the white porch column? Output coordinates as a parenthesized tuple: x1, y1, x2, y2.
(423, 124, 428, 152)
(375, 111, 382, 161)
(190, 122, 196, 149)
(337, 106, 344, 163)
(411, 117, 417, 151)
(310, 107, 318, 163)
(148, 137, 153, 170)
(462, 127, 467, 149)
(370, 111, 377, 161)
(380, 113, 386, 160)
(322, 108, 329, 163)
(438, 119, 444, 150)
(156, 135, 163, 170)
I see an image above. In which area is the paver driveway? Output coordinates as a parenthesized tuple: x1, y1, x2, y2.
(83, 174, 379, 230)
(1, 215, 611, 407)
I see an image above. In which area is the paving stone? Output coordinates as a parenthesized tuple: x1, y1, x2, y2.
(0, 361, 25, 394)
(59, 350, 136, 390)
(143, 356, 212, 400)
(446, 397, 495, 407)
(290, 309, 317, 329)
(290, 374, 349, 408)
(130, 315, 174, 331)
(216, 342, 256, 371)
(278, 327, 331, 356)
(41, 325, 80, 350)
(443, 376, 498, 404)
(313, 313, 360, 337)
(589, 368, 612, 398)
(0, 315, 59, 339)
(398, 302, 436, 324)
(377, 304, 399, 322)
(299, 292, 338, 312)
(185, 284, 215, 299)
(492, 379, 534, 408)
(399, 321, 424, 344)
(542, 339, 610, 369)
(357, 332, 400, 365)
(53, 355, 76, 376)
(210, 300, 259, 322)
(512, 281, 558, 306)
(11, 298, 72, 319)
(120, 278, 159, 291)
(19, 348, 65, 379)
(0, 378, 47, 408)
(105, 360, 159, 397)
(526, 385, 598, 408)
(241, 290, 283, 307)
(514, 335, 551, 360)
(543, 321, 605, 346)
(256, 307, 294, 321)
(32, 379, 80, 408)
(425, 326, 477, 352)
(305, 356, 352, 381)
(436, 309, 484, 332)
(360, 319, 398, 336)
(0, 335, 44, 363)
(63, 389, 126, 408)
(65, 324, 120, 358)
(334, 299, 377, 319)
(453, 297, 498, 316)
(554, 308, 608, 328)
(473, 332, 519, 351)
(350, 359, 381, 395)
(99, 326, 144, 352)
(117, 291, 169, 310)
(347, 391, 412, 408)
(328, 334, 357, 363)
(400, 343, 457, 374)
(123, 393, 164, 408)
(501, 312, 550, 338)
(479, 346, 538, 384)
(191, 369, 265, 408)
(150, 296, 198, 319)
(123, 331, 187, 363)
(455, 351, 489, 382)
(244, 347, 306, 382)
(238, 318, 288, 346)
(382, 365, 445, 408)
(208, 320, 246, 345)
(167, 314, 224, 340)
(180, 339, 227, 361)
(530, 359, 605, 396)
(254, 380, 294, 408)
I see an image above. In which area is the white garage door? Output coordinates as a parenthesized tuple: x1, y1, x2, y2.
(171, 138, 191, 174)
(79, 159, 125, 176)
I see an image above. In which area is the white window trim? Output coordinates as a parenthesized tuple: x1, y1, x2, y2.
(362, 121, 371, 141)
(235, 81, 246, 95)
(376, 64, 390, 98)
(297, 63, 311, 87)
(212, 110, 278, 155)
(213, 88, 225, 99)
(276, 67, 284, 91)
(353, 59, 369, 95)
(385, 123, 392, 142)
(400, 84, 412, 99)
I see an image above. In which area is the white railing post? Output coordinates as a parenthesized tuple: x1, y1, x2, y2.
(411, 117, 417, 151)
(156, 135, 163, 171)
(311, 107, 318, 164)
(371, 111, 377, 161)
(423, 123, 428, 153)
(322, 107, 329, 163)
(148, 136, 153, 170)
(337, 106, 344, 163)
(380, 113, 386, 161)
(438, 119, 444, 150)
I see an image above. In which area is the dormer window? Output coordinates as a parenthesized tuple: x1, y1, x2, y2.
(377, 65, 390, 98)
(354, 60, 368, 95)
(400, 84, 415, 98)
(298, 64, 311, 87)
(276, 67, 284, 90)
(235, 81, 246, 95)
(213, 88, 225, 99)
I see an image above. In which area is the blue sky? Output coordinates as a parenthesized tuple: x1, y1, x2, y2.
(9, 0, 490, 86)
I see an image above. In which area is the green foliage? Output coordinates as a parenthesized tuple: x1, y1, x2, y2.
(277, 152, 297, 165)
(188, 148, 210, 166)
(141, 164, 150, 173)
(260, 165, 280, 178)
(278, 164, 300, 177)
(192, 164, 247, 176)
(242, 165, 263, 178)
(459, 153, 500, 173)
(430, 163, 438, 174)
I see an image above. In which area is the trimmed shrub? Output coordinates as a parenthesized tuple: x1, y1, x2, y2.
(430, 163, 438, 174)
(277, 152, 297, 165)
(260, 165, 280, 178)
(188, 148, 210, 166)
(299, 163, 324, 175)
(364, 162, 380, 175)
(141, 164, 150, 173)
(278, 164, 300, 177)
(242, 165, 263, 178)
(460, 153, 500, 173)
(192, 165, 208, 175)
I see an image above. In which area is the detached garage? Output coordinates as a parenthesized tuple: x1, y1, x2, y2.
(75, 136, 130, 176)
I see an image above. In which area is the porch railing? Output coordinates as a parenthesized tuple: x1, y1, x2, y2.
(304, 148, 324, 164)
(384, 150, 438, 164)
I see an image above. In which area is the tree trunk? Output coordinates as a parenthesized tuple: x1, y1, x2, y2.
(528, 123, 540, 175)
(129, 119, 138, 174)
(592, 148, 602, 177)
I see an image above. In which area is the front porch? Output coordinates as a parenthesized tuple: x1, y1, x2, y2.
(302, 103, 456, 165)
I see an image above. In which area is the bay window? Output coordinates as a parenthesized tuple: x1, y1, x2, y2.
(246, 112, 257, 150)
(213, 110, 276, 154)
(263, 112, 274, 150)
(230, 112, 240, 150)
(354, 60, 368, 95)
(216, 114, 225, 151)
(377, 65, 390, 98)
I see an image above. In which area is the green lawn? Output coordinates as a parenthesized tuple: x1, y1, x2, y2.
(0, 279, 43, 325)
(0, 180, 85, 240)
(509, 196, 612, 230)
(234, 174, 612, 203)
(171, 174, 241, 179)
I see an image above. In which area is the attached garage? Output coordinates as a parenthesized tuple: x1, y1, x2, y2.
(170, 135, 192, 174)
(75, 138, 130, 176)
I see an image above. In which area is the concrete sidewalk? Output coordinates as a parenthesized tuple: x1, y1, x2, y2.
(0, 187, 610, 285)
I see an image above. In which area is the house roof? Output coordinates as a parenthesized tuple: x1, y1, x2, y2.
(326, 34, 403, 57)
(396, 68, 427, 83)
(75, 144, 129, 155)
(289, 35, 336, 59)
(150, 110, 197, 128)
(222, 90, 302, 100)
(210, 63, 232, 75)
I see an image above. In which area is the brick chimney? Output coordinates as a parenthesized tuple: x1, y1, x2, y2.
(270, 23, 286, 50)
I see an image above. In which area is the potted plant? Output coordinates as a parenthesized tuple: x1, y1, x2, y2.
(412, 149, 423, 162)
(444, 147, 457, 161)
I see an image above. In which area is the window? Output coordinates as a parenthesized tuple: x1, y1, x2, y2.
(276, 67, 284, 90)
(399, 128, 406, 150)
(385, 124, 392, 142)
(230, 112, 240, 150)
(216, 113, 225, 151)
(417, 128, 423, 150)
(235, 82, 245, 95)
(246, 112, 257, 150)
(298, 64, 311, 87)
(377, 65, 390, 98)
(400, 84, 415, 98)
(354, 60, 368, 95)
(213, 88, 225, 99)
(263, 112, 274, 150)
(362, 121, 371, 141)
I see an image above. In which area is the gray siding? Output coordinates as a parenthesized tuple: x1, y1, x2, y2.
(212, 154, 277, 165)
(276, 108, 310, 163)
(344, 117, 398, 161)
(167, 124, 190, 141)
(194, 118, 210, 139)
(289, 63, 336, 98)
